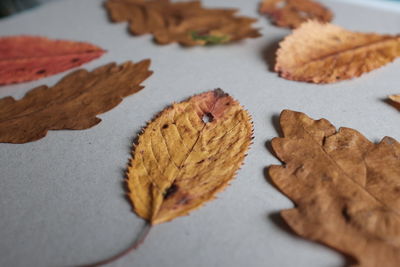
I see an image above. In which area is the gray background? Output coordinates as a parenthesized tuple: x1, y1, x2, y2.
(0, 0, 400, 266)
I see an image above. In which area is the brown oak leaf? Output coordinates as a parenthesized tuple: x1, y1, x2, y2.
(275, 21, 400, 83)
(0, 36, 105, 85)
(0, 60, 152, 144)
(105, 0, 261, 46)
(127, 89, 253, 224)
(269, 110, 400, 267)
(259, 0, 332, 28)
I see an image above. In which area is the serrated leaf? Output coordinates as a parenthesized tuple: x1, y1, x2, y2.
(275, 21, 400, 83)
(259, 0, 332, 29)
(0, 60, 152, 144)
(105, 0, 260, 46)
(127, 89, 253, 225)
(0, 36, 105, 85)
(269, 110, 400, 267)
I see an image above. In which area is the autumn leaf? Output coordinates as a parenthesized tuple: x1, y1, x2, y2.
(127, 89, 253, 224)
(269, 110, 400, 267)
(0, 36, 105, 85)
(82, 89, 253, 266)
(387, 94, 400, 111)
(275, 21, 400, 83)
(389, 95, 400, 105)
(0, 60, 152, 144)
(105, 0, 261, 46)
(259, 0, 332, 29)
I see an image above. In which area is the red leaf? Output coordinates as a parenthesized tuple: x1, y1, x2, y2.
(0, 36, 106, 85)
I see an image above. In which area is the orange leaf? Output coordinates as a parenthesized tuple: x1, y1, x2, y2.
(0, 60, 152, 144)
(259, 0, 332, 28)
(127, 89, 253, 224)
(275, 21, 400, 83)
(0, 36, 105, 85)
(84, 90, 252, 265)
(105, 0, 261, 46)
(269, 110, 400, 267)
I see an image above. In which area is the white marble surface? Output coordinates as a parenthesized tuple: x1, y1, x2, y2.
(0, 0, 399, 266)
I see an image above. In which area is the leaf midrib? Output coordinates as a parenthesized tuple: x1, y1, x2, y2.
(301, 124, 400, 219)
(288, 35, 399, 68)
(0, 50, 104, 62)
(151, 97, 224, 218)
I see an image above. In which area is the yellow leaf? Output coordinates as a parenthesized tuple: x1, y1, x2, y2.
(127, 89, 253, 225)
(275, 20, 400, 83)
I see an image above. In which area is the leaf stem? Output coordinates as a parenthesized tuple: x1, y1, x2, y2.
(79, 222, 152, 267)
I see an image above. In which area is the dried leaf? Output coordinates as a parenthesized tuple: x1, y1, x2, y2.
(0, 36, 105, 85)
(259, 0, 332, 28)
(275, 21, 400, 83)
(389, 95, 400, 105)
(388, 94, 400, 111)
(269, 110, 400, 267)
(0, 60, 152, 144)
(127, 89, 253, 225)
(105, 0, 261, 46)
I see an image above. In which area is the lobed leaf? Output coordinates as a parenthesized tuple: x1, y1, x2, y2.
(105, 0, 260, 46)
(0, 60, 152, 143)
(259, 0, 332, 29)
(269, 110, 400, 267)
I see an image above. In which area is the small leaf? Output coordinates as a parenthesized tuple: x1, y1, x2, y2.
(259, 0, 332, 28)
(388, 94, 400, 111)
(0, 36, 105, 85)
(389, 95, 400, 105)
(127, 89, 253, 225)
(105, 0, 261, 46)
(275, 21, 400, 83)
(0, 60, 152, 144)
(269, 110, 400, 267)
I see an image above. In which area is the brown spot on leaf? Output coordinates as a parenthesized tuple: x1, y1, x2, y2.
(36, 69, 46, 74)
(164, 183, 179, 199)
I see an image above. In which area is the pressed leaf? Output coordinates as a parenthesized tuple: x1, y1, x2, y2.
(127, 89, 253, 225)
(259, 0, 332, 29)
(105, 0, 261, 46)
(0, 36, 105, 85)
(389, 95, 400, 104)
(388, 94, 400, 111)
(269, 110, 400, 267)
(0, 60, 152, 144)
(275, 21, 400, 83)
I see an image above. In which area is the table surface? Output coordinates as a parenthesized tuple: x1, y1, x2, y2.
(1, 0, 400, 266)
